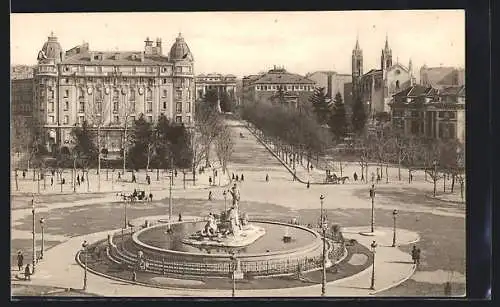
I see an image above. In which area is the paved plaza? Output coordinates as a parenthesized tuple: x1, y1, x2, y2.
(10, 119, 466, 297)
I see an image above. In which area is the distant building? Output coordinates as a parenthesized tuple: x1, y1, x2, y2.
(306, 71, 351, 101)
(351, 35, 416, 120)
(420, 65, 465, 89)
(30, 32, 195, 153)
(242, 66, 316, 108)
(195, 73, 237, 102)
(389, 84, 465, 143)
(11, 65, 34, 80)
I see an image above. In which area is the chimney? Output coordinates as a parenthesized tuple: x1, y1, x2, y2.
(140, 52, 145, 62)
(90, 51, 95, 62)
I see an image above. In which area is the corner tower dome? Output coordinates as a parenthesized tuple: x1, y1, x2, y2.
(169, 33, 193, 61)
(41, 32, 63, 63)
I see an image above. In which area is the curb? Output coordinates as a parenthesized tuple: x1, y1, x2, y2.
(369, 263, 417, 295)
(425, 194, 465, 206)
(245, 126, 334, 186)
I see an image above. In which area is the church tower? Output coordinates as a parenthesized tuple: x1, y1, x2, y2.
(381, 34, 393, 72)
(352, 35, 363, 97)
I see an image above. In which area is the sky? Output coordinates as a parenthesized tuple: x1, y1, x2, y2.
(10, 11, 465, 78)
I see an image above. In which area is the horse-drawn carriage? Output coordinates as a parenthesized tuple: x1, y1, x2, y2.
(118, 189, 151, 202)
(325, 173, 349, 184)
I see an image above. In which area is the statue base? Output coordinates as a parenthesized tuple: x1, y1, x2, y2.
(182, 224, 266, 248)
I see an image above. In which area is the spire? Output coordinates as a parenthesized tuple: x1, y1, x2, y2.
(355, 34, 360, 50)
(409, 58, 413, 70)
(384, 32, 389, 49)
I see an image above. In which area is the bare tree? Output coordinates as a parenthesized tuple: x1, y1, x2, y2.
(215, 124, 234, 174)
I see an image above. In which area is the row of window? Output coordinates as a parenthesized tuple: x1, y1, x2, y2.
(57, 77, 192, 87)
(58, 87, 189, 100)
(392, 110, 457, 119)
(255, 84, 313, 91)
(62, 65, 192, 74)
(46, 100, 191, 114)
(47, 114, 190, 125)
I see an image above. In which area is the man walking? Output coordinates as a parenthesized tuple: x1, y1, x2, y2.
(353, 172, 358, 181)
(265, 174, 269, 182)
(24, 264, 31, 281)
(17, 251, 24, 271)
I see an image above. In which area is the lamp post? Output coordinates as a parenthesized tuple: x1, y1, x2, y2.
(369, 184, 376, 233)
(39, 217, 45, 259)
(320, 194, 327, 296)
(72, 151, 77, 193)
(433, 160, 438, 197)
(31, 194, 36, 273)
(123, 194, 128, 229)
(82, 240, 89, 290)
(223, 190, 227, 212)
(392, 210, 398, 247)
(169, 157, 173, 221)
(370, 240, 377, 290)
(230, 251, 236, 297)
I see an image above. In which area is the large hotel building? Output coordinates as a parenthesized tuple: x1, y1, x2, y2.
(29, 32, 195, 154)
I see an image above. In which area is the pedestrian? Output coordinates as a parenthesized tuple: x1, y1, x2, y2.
(353, 172, 358, 181)
(416, 247, 421, 266)
(241, 174, 244, 181)
(147, 175, 151, 185)
(410, 173, 414, 182)
(81, 174, 85, 183)
(77, 175, 80, 186)
(265, 174, 269, 182)
(411, 245, 418, 265)
(235, 175, 239, 182)
(17, 251, 24, 271)
(377, 174, 381, 183)
(361, 173, 365, 182)
(149, 193, 153, 202)
(208, 191, 213, 201)
(307, 181, 310, 189)
(132, 174, 136, 183)
(62, 178, 65, 185)
(174, 169, 178, 177)
(22, 170, 26, 179)
(178, 213, 182, 222)
(232, 173, 235, 181)
(40, 173, 44, 180)
(214, 170, 218, 177)
(310, 165, 314, 171)
(51, 170, 55, 176)
(50, 177, 54, 186)
(371, 172, 375, 183)
(118, 172, 121, 180)
(24, 264, 31, 281)
(209, 177, 212, 185)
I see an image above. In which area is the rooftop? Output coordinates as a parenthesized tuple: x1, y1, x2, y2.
(392, 85, 438, 98)
(251, 68, 315, 85)
(62, 51, 170, 66)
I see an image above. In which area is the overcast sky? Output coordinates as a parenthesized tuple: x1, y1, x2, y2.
(11, 11, 464, 78)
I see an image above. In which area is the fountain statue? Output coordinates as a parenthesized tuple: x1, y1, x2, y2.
(182, 183, 266, 248)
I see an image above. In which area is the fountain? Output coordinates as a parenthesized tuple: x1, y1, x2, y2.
(182, 183, 266, 248)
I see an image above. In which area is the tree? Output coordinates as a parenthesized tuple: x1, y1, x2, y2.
(215, 124, 234, 174)
(329, 92, 347, 139)
(271, 85, 287, 105)
(71, 121, 98, 163)
(220, 91, 235, 113)
(309, 87, 331, 125)
(351, 95, 367, 134)
(128, 114, 156, 171)
(195, 101, 224, 167)
(203, 88, 220, 112)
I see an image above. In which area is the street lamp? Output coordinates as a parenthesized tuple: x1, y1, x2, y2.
(123, 194, 128, 229)
(82, 240, 89, 290)
(39, 217, 45, 259)
(369, 184, 376, 233)
(223, 190, 227, 212)
(230, 251, 236, 297)
(370, 240, 377, 290)
(72, 151, 78, 193)
(320, 194, 327, 296)
(392, 210, 398, 247)
(31, 194, 36, 273)
(433, 160, 438, 197)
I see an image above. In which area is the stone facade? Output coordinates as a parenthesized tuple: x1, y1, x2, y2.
(242, 66, 316, 108)
(306, 71, 351, 101)
(389, 84, 465, 144)
(195, 73, 237, 102)
(32, 33, 195, 153)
